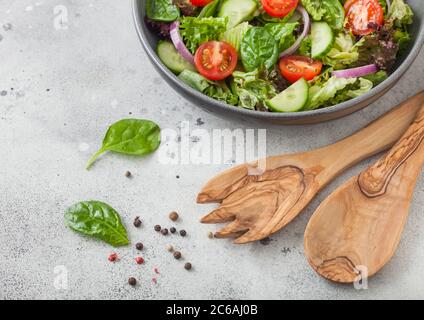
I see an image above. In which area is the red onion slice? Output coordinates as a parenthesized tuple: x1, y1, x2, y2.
(332, 64, 378, 78)
(279, 5, 311, 58)
(170, 21, 195, 65)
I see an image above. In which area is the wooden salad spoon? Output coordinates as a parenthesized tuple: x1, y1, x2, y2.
(197, 91, 424, 244)
(304, 101, 424, 283)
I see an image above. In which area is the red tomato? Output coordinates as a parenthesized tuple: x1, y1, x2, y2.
(279, 56, 323, 83)
(261, 0, 299, 18)
(194, 41, 238, 81)
(190, 0, 213, 6)
(345, 0, 384, 35)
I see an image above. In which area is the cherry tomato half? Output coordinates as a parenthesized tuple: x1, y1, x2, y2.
(190, 0, 213, 6)
(261, 0, 299, 18)
(345, 0, 384, 36)
(194, 41, 238, 81)
(279, 55, 323, 83)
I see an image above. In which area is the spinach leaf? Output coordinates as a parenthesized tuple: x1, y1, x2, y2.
(240, 27, 279, 72)
(86, 119, 161, 169)
(146, 0, 180, 22)
(264, 22, 298, 52)
(65, 201, 129, 247)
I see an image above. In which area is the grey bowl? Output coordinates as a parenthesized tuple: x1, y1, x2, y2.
(133, 0, 424, 124)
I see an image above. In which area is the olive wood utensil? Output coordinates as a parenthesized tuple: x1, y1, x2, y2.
(198, 91, 424, 244)
(304, 101, 424, 283)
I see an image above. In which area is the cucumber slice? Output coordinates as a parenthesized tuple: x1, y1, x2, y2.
(267, 78, 309, 112)
(311, 22, 334, 59)
(157, 40, 195, 74)
(218, 0, 257, 29)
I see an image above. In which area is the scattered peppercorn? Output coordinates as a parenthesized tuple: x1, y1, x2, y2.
(173, 251, 182, 260)
(179, 230, 187, 237)
(154, 267, 160, 274)
(161, 228, 169, 235)
(128, 277, 137, 286)
(133, 216, 142, 228)
(184, 263, 192, 270)
(108, 253, 118, 262)
(135, 242, 144, 251)
(154, 225, 161, 232)
(135, 257, 144, 265)
(152, 277, 157, 284)
(170, 227, 176, 233)
(166, 244, 174, 252)
(208, 231, 214, 239)
(169, 211, 179, 221)
(125, 171, 132, 178)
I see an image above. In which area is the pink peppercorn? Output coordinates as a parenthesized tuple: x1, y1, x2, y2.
(135, 257, 144, 265)
(108, 253, 118, 262)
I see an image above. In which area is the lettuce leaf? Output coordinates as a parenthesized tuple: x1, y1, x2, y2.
(305, 76, 357, 110)
(323, 33, 364, 69)
(179, 16, 228, 53)
(306, 76, 373, 110)
(231, 69, 277, 110)
(388, 0, 413, 28)
(301, 0, 345, 30)
(220, 22, 252, 53)
(178, 70, 238, 105)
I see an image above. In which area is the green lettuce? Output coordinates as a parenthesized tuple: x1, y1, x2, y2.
(306, 76, 357, 110)
(231, 69, 277, 110)
(220, 22, 252, 53)
(363, 71, 388, 86)
(388, 0, 413, 27)
(332, 78, 373, 104)
(300, 0, 345, 30)
(323, 33, 364, 69)
(179, 16, 228, 53)
(178, 70, 238, 105)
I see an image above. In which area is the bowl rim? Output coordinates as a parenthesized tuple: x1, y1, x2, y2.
(132, 0, 424, 120)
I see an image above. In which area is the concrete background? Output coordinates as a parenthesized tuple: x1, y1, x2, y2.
(1, 0, 424, 300)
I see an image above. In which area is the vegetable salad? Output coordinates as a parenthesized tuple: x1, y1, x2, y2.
(146, 0, 414, 112)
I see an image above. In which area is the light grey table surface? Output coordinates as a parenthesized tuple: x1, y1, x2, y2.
(1, 0, 424, 300)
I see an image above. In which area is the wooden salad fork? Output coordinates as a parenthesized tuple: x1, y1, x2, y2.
(197, 91, 424, 244)
(304, 101, 424, 283)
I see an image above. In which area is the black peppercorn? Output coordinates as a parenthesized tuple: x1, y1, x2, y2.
(179, 230, 187, 237)
(135, 242, 143, 251)
(128, 277, 137, 286)
(154, 225, 161, 232)
(161, 228, 169, 235)
(125, 171, 132, 178)
(184, 263, 192, 270)
(133, 216, 142, 228)
(173, 251, 182, 260)
(170, 227, 176, 234)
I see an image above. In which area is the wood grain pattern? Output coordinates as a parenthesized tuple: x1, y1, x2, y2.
(198, 92, 424, 244)
(305, 103, 424, 283)
(358, 108, 424, 197)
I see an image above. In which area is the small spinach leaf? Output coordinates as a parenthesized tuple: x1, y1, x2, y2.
(240, 27, 279, 72)
(65, 201, 129, 247)
(87, 119, 161, 169)
(146, 0, 180, 22)
(198, 0, 222, 18)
